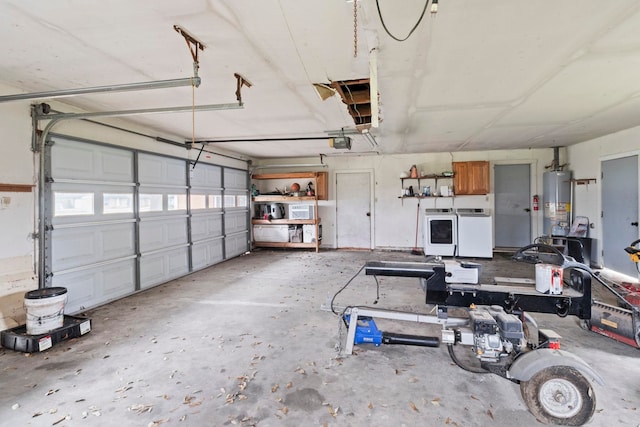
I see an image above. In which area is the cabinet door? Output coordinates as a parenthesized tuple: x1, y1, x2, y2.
(453, 161, 490, 195)
(453, 162, 470, 195)
(316, 172, 328, 200)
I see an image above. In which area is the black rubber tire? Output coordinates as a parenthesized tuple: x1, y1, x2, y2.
(520, 366, 596, 426)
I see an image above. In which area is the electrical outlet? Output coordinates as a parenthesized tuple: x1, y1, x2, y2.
(0, 196, 10, 209)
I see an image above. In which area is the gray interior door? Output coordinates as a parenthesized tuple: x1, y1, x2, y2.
(336, 172, 371, 249)
(602, 156, 638, 277)
(494, 164, 531, 248)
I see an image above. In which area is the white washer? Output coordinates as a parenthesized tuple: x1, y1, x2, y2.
(456, 208, 493, 258)
(423, 208, 457, 257)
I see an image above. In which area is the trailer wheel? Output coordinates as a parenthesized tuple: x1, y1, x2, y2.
(520, 366, 596, 426)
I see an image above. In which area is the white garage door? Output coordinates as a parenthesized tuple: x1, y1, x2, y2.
(47, 135, 248, 313)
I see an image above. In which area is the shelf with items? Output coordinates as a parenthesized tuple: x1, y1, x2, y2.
(399, 174, 455, 198)
(251, 172, 325, 252)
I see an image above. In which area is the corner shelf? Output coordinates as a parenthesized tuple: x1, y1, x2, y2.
(251, 172, 324, 252)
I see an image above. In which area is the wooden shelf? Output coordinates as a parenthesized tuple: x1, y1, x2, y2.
(253, 241, 319, 249)
(398, 196, 453, 199)
(401, 174, 453, 181)
(252, 218, 319, 225)
(251, 172, 324, 252)
(252, 172, 320, 180)
(0, 183, 33, 192)
(253, 195, 316, 202)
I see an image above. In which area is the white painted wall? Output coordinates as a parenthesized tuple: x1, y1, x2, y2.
(0, 84, 37, 329)
(254, 147, 559, 250)
(0, 83, 249, 329)
(567, 126, 640, 266)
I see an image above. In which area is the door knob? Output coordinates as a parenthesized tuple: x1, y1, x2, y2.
(524, 208, 531, 212)
(366, 212, 371, 217)
(632, 221, 638, 227)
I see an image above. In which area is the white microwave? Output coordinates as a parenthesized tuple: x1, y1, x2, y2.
(289, 204, 315, 220)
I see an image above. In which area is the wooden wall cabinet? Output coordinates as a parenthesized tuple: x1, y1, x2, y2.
(453, 161, 490, 195)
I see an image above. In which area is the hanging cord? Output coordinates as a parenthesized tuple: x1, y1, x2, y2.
(330, 264, 366, 314)
(375, 0, 430, 42)
(191, 77, 196, 150)
(353, 0, 358, 57)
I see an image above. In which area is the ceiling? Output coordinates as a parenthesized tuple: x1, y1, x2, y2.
(2, 1, 640, 159)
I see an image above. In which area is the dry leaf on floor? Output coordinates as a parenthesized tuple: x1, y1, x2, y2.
(52, 416, 69, 426)
(295, 368, 306, 375)
(445, 417, 450, 424)
(431, 397, 441, 406)
(280, 406, 289, 415)
(271, 384, 279, 393)
(408, 377, 417, 383)
(395, 369, 400, 375)
(328, 405, 339, 417)
(470, 395, 479, 400)
(286, 382, 293, 388)
(409, 401, 419, 412)
(487, 409, 494, 419)
(45, 389, 60, 396)
(148, 419, 169, 427)
(367, 402, 373, 409)
(129, 404, 153, 414)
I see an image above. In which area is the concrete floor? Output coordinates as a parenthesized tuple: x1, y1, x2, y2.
(1, 249, 638, 427)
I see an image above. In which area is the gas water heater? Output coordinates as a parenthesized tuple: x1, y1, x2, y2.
(543, 170, 572, 236)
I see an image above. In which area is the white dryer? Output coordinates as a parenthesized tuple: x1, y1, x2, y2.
(456, 208, 493, 258)
(423, 208, 457, 257)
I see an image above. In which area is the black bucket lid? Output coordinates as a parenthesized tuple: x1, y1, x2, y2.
(25, 287, 67, 299)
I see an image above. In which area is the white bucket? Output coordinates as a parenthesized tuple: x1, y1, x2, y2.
(535, 264, 563, 295)
(24, 287, 67, 335)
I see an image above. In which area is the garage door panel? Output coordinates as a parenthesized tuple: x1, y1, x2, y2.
(225, 232, 248, 258)
(192, 238, 224, 270)
(191, 164, 222, 188)
(53, 259, 135, 313)
(47, 137, 249, 312)
(225, 211, 249, 235)
(140, 247, 189, 289)
(224, 168, 247, 189)
(139, 153, 186, 186)
(191, 214, 223, 241)
(139, 218, 187, 251)
(52, 138, 133, 182)
(52, 223, 135, 271)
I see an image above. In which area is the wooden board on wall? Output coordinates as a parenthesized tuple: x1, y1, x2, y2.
(0, 184, 33, 192)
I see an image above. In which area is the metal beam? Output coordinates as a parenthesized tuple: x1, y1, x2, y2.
(0, 76, 201, 103)
(34, 102, 242, 121)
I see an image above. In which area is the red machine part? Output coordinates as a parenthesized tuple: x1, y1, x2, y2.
(625, 292, 640, 307)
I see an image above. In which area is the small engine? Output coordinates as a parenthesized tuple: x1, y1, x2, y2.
(460, 306, 525, 362)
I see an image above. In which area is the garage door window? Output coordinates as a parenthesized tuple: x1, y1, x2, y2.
(168, 194, 187, 211)
(209, 194, 223, 209)
(103, 193, 133, 214)
(139, 194, 163, 212)
(236, 195, 248, 207)
(190, 194, 207, 210)
(54, 192, 94, 216)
